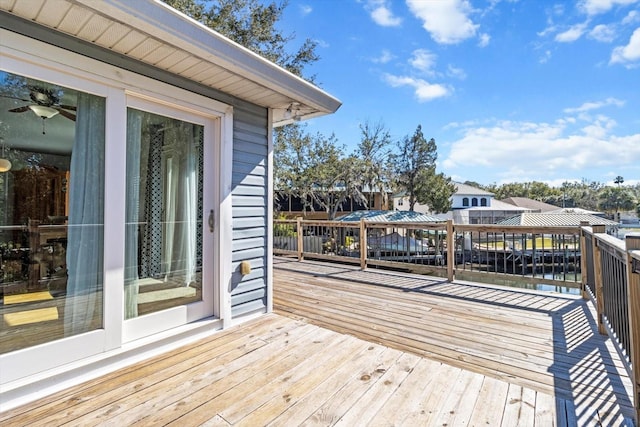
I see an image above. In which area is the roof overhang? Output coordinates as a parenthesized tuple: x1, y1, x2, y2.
(0, 0, 341, 126)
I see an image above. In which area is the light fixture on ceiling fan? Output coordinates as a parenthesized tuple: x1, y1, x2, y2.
(29, 105, 60, 134)
(0, 141, 11, 173)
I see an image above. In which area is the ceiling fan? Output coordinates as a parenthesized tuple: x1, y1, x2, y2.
(7, 86, 76, 134)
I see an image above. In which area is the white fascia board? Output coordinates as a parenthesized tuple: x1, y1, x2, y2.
(75, 0, 341, 114)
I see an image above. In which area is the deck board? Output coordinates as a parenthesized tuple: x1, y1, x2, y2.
(0, 257, 635, 426)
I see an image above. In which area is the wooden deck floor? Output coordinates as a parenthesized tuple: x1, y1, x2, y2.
(272, 258, 635, 426)
(0, 257, 634, 426)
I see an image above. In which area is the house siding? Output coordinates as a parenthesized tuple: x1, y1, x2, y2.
(3, 14, 271, 320)
(230, 103, 269, 317)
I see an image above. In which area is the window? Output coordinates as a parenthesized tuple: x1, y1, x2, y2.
(462, 197, 469, 207)
(481, 198, 487, 207)
(124, 108, 204, 319)
(472, 198, 478, 207)
(0, 71, 105, 353)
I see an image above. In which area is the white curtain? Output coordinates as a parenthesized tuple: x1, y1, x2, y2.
(64, 93, 105, 335)
(161, 123, 198, 286)
(124, 109, 142, 319)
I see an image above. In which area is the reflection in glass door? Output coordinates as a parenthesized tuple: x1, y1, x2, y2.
(125, 108, 205, 320)
(0, 71, 105, 354)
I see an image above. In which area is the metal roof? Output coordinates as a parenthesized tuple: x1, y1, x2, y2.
(0, 0, 341, 125)
(454, 182, 494, 196)
(337, 210, 443, 223)
(547, 207, 604, 215)
(500, 197, 559, 213)
(498, 213, 619, 227)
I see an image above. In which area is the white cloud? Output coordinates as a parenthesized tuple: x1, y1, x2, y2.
(409, 49, 438, 74)
(366, 0, 402, 27)
(555, 23, 588, 42)
(563, 97, 625, 113)
(537, 25, 557, 37)
(299, 4, 312, 16)
(372, 49, 394, 64)
(610, 27, 640, 64)
(447, 64, 467, 79)
(383, 74, 450, 102)
(406, 0, 479, 44)
(442, 119, 640, 178)
(588, 24, 616, 42)
(622, 10, 640, 24)
(579, 0, 639, 16)
(539, 50, 552, 64)
(478, 33, 491, 47)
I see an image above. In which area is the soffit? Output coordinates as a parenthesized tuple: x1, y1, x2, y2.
(0, 0, 341, 125)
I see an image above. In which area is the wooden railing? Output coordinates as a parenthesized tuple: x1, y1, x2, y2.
(274, 218, 584, 290)
(582, 225, 640, 423)
(274, 218, 640, 422)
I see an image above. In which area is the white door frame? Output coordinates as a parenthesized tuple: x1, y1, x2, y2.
(0, 30, 234, 386)
(122, 95, 220, 342)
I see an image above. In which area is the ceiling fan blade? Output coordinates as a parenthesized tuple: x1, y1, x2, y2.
(8, 106, 30, 113)
(58, 104, 77, 111)
(0, 94, 30, 102)
(57, 108, 76, 121)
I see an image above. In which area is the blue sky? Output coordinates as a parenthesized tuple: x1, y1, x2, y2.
(276, 0, 640, 187)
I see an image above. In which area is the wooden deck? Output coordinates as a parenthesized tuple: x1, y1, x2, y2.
(0, 257, 635, 426)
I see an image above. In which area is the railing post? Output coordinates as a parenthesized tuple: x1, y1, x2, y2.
(296, 217, 303, 261)
(625, 233, 640, 424)
(592, 224, 606, 335)
(579, 221, 590, 300)
(359, 218, 367, 270)
(447, 220, 454, 282)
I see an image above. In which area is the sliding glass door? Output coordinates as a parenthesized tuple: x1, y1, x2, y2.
(0, 71, 105, 354)
(123, 100, 215, 340)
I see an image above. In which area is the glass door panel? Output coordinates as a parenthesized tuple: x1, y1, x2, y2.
(124, 108, 206, 321)
(0, 71, 105, 354)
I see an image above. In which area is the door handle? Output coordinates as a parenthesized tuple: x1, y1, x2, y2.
(208, 209, 215, 233)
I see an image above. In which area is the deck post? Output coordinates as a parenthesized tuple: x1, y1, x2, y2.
(447, 220, 454, 282)
(579, 221, 590, 300)
(592, 224, 606, 335)
(360, 218, 367, 270)
(297, 217, 303, 261)
(625, 233, 640, 424)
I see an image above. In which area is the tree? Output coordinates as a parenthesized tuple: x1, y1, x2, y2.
(355, 120, 393, 210)
(416, 171, 456, 214)
(561, 179, 604, 211)
(393, 125, 437, 211)
(274, 124, 312, 213)
(163, 0, 319, 79)
(614, 175, 624, 187)
(598, 186, 636, 221)
(274, 125, 365, 220)
(482, 181, 558, 201)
